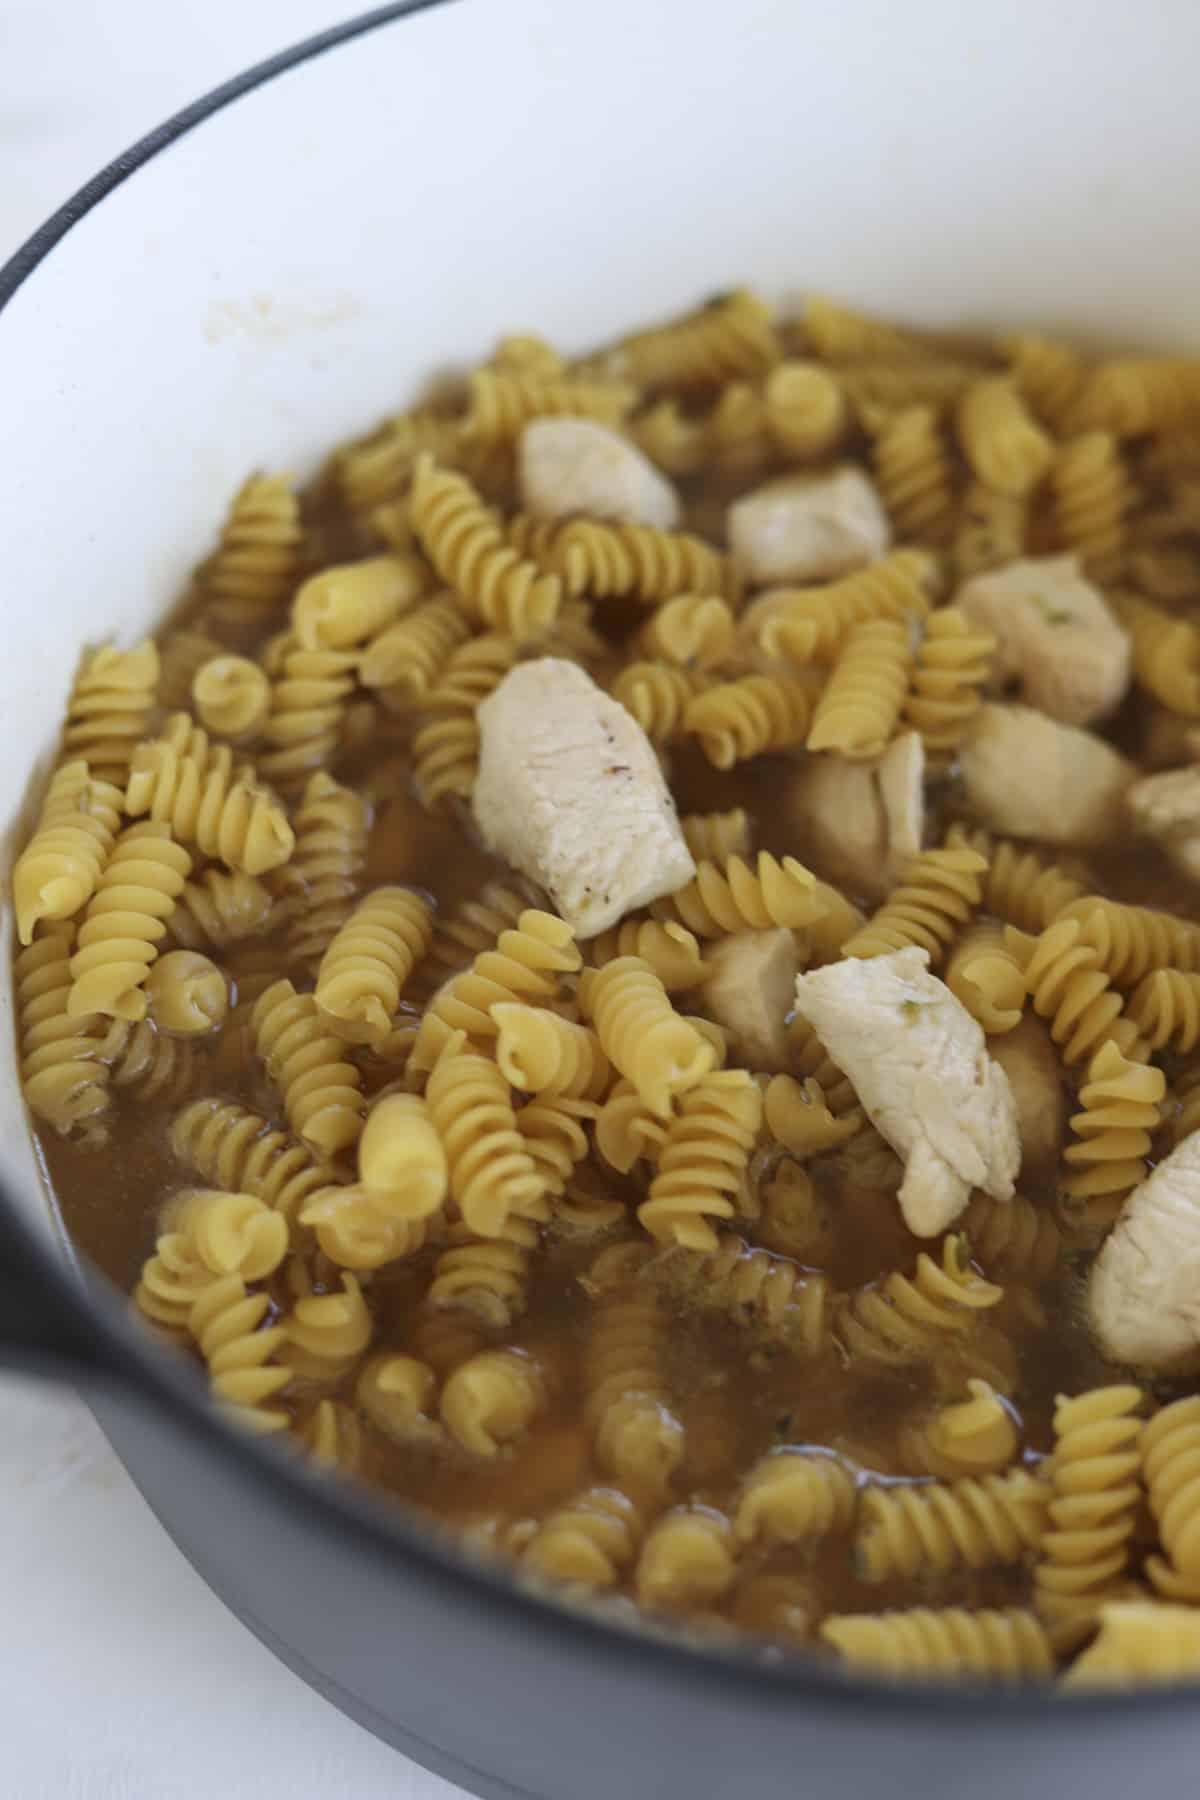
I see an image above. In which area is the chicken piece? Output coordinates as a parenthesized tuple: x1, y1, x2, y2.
(473, 658, 694, 938)
(959, 704, 1135, 849)
(1128, 767, 1200, 882)
(786, 731, 925, 904)
(791, 946, 1020, 1237)
(728, 465, 891, 585)
(701, 929, 796, 1072)
(519, 419, 680, 529)
(955, 554, 1130, 727)
(1089, 1133, 1200, 1373)
(988, 1014, 1066, 1175)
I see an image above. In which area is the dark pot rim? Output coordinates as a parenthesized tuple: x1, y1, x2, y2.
(0, 0, 1190, 1727)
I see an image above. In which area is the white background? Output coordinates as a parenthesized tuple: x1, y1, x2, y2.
(2, 5, 461, 1796)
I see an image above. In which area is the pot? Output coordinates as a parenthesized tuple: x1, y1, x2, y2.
(3, 3, 1200, 1793)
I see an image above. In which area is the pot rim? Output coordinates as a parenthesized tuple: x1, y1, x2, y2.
(0, 0, 1187, 1724)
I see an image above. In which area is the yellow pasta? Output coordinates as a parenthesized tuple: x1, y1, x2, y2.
(836, 1236, 1003, 1365)
(189, 1275, 291, 1432)
(298, 1398, 362, 1472)
(1005, 332, 1087, 432)
(821, 1607, 1053, 1680)
(125, 713, 294, 875)
(578, 956, 717, 1117)
(167, 1187, 289, 1280)
(426, 1226, 531, 1328)
(169, 868, 279, 952)
(171, 1097, 335, 1226)
(1051, 432, 1129, 570)
(958, 377, 1054, 498)
(843, 844, 987, 963)
(1060, 1041, 1165, 1228)
(440, 1348, 547, 1456)
(735, 1451, 855, 1547)
(803, 295, 937, 363)
(281, 1273, 373, 1384)
(258, 644, 357, 788)
(67, 821, 191, 1021)
(425, 882, 534, 977)
(359, 593, 472, 707)
(633, 594, 736, 669)
(409, 456, 562, 642)
(684, 1228, 831, 1349)
(14, 759, 124, 945)
(1057, 895, 1200, 989)
(410, 909, 580, 1075)
(425, 1042, 546, 1237)
(609, 661, 711, 745)
(945, 921, 1027, 1034)
(1070, 357, 1200, 435)
(461, 368, 634, 441)
(1141, 1398, 1200, 1601)
(1127, 968, 1200, 1053)
(102, 1016, 196, 1107)
(952, 479, 1028, 580)
(1110, 589, 1200, 716)
(899, 1381, 1021, 1482)
(16, 928, 110, 1141)
(638, 1070, 761, 1252)
(960, 1191, 1062, 1282)
(593, 1079, 670, 1174)
(763, 359, 849, 460)
(516, 1094, 597, 1195)
(903, 606, 995, 758)
(197, 472, 303, 625)
(408, 709, 495, 823)
(145, 949, 228, 1036)
(947, 826, 1088, 934)
(134, 1230, 216, 1333)
(679, 808, 752, 865)
(806, 617, 911, 758)
(757, 549, 938, 665)
(314, 886, 434, 1048)
(584, 1242, 685, 1498)
(521, 1486, 643, 1590)
(158, 626, 224, 711)
(684, 673, 813, 769)
(191, 654, 271, 740)
(635, 1507, 737, 1612)
(285, 771, 372, 974)
(1065, 1603, 1200, 1686)
(492, 1004, 610, 1099)
(586, 919, 709, 993)
(651, 851, 824, 938)
(58, 639, 160, 786)
(354, 1090, 448, 1221)
(1034, 1385, 1145, 1646)
(334, 409, 462, 522)
(870, 404, 957, 545)
(612, 288, 778, 392)
(356, 1354, 442, 1445)
(299, 1186, 432, 1272)
(251, 978, 366, 1157)
(549, 519, 738, 606)
(291, 553, 430, 650)
(855, 1469, 1046, 1583)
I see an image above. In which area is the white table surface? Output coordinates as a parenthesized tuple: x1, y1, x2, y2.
(2, 5, 464, 1795)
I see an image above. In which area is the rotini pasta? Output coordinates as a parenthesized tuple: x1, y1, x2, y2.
(1051, 432, 1128, 571)
(410, 909, 580, 1076)
(258, 644, 357, 788)
(1065, 1603, 1200, 1686)
(584, 1242, 685, 1499)
(898, 1382, 1021, 1482)
(650, 852, 824, 938)
(638, 1070, 762, 1252)
(424, 1042, 546, 1237)
(125, 713, 294, 875)
(609, 661, 710, 745)
(315, 886, 434, 1048)
(169, 867, 280, 952)
(440, 1348, 547, 1456)
(585, 918, 709, 993)
(58, 639, 160, 786)
(15, 928, 110, 1140)
(171, 1097, 331, 1226)
(145, 949, 229, 1036)
(842, 845, 986, 963)
(579, 956, 716, 1117)
(947, 825, 1087, 934)
(492, 1005, 610, 1099)
(957, 377, 1054, 498)
(944, 921, 1027, 1034)
(191, 654, 271, 740)
(835, 1236, 1003, 1365)
(281, 1272, 373, 1384)
(679, 809, 752, 865)
(870, 404, 957, 546)
(1141, 1398, 1200, 1600)
(189, 1276, 291, 1433)
(633, 594, 736, 669)
(684, 673, 813, 769)
(1060, 1041, 1165, 1228)
(1008, 917, 1148, 1067)
(821, 1607, 1053, 1679)
(67, 821, 192, 1021)
(806, 618, 911, 759)
(1110, 590, 1200, 716)
(634, 1507, 737, 1612)
(611, 288, 778, 392)
(285, 772, 372, 974)
(759, 549, 937, 666)
(359, 592, 472, 707)
(521, 1486, 643, 1590)
(356, 1090, 448, 1221)
(549, 519, 738, 606)
(197, 472, 303, 626)
(251, 978, 366, 1157)
(356, 1354, 442, 1445)
(736, 1450, 855, 1547)
(291, 553, 430, 650)
(14, 760, 124, 945)
(763, 359, 849, 461)
(855, 1469, 1047, 1582)
(409, 456, 562, 642)
(1034, 1385, 1145, 1645)
(462, 369, 635, 441)
(903, 607, 996, 759)
(960, 1190, 1062, 1281)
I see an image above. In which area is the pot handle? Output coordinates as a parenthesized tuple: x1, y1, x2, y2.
(0, 1179, 114, 1381)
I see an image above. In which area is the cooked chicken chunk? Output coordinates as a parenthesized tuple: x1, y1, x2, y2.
(786, 731, 925, 903)
(1089, 1133, 1200, 1373)
(702, 929, 796, 1072)
(959, 704, 1135, 849)
(791, 946, 1020, 1237)
(728, 465, 891, 585)
(956, 554, 1130, 727)
(519, 419, 680, 528)
(473, 659, 694, 938)
(1128, 766, 1200, 882)
(988, 1014, 1066, 1175)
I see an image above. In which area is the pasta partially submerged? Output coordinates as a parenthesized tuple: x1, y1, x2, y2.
(22, 285, 1200, 1687)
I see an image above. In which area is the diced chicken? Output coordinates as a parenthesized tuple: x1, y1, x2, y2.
(473, 658, 695, 938)
(1128, 767, 1200, 882)
(519, 419, 680, 529)
(988, 1014, 1066, 1175)
(728, 465, 891, 585)
(791, 946, 1020, 1237)
(786, 731, 925, 903)
(959, 704, 1135, 849)
(702, 929, 796, 1072)
(955, 554, 1130, 727)
(1089, 1133, 1200, 1373)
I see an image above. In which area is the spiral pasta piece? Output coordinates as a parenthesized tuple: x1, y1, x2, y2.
(679, 809, 752, 865)
(171, 1097, 331, 1225)
(635, 1507, 737, 1612)
(67, 822, 191, 1021)
(462, 369, 634, 441)
(946, 826, 1087, 933)
(192, 655, 270, 740)
(352, 1090, 448, 1222)
(1058, 896, 1200, 989)
(945, 921, 1027, 1034)
(299, 1184, 432, 1271)
(58, 639, 160, 786)
(14, 760, 124, 944)
(314, 886, 434, 1047)
(1142, 1397, 1200, 1600)
(145, 949, 228, 1036)
(411, 910, 580, 1075)
(650, 852, 824, 940)
(958, 377, 1054, 498)
(682, 1230, 831, 1350)
(198, 473, 303, 625)
(870, 404, 957, 545)
(952, 480, 1028, 580)
(167, 1187, 290, 1281)
(491, 1004, 610, 1099)
(334, 409, 464, 521)
(298, 1398, 362, 1471)
(258, 645, 357, 788)
(169, 868, 279, 952)
(16, 928, 111, 1140)
(594, 1079, 670, 1174)
(1034, 1385, 1144, 1644)
(683, 674, 813, 769)
(359, 593, 472, 706)
(821, 1607, 1053, 1680)
(158, 626, 224, 710)
(1010, 917, 1153, 1066)
(281, 1272, 373, 1384)
(426, 882, 534, 976)
(836, 1235, 1003, 1365)
(1051, 433, 1129, 570)
(1060, 1041, 1165, 1226)
(251, 979, 366, 1157)
(609, 662, 711, 745)
(515, 1094, 596, 1195)
(758, 551, 938, 669)
(735, 1451, 855, 1547)
(899, 1382, 1022, 1482)
(612, 288, 778, 392)
(806, 618, 911, 759)
(960, 1191, 1062, 1281)
(804, 295, 937, 363)
(425, 1043, 545, 1237)
(285, 772, 372, 974)
(584, 1243, 685, 1499)
(356, 1353, 442, 1445)
(1005, 333, 1087, 432)
(291, 553, 429, 650)
(578, 956, 717, 1118)
(903, 606, 995, 758)
(440, 1348, 546, 1456)
(549, 520, 738, 606)
(1126, 966, 1200, 1054)
(638, 1070, 762, 1251)
(629, 596, 731, 673)
(125, 713, 293, 875)
(1070, 357, 1200, 436)
(763, 359, 849, 460)
(409, 456, 562, 641)
(843, 845, 986, 963)
(134, 1230, 216, 1332)
(1110, 590, 1200, 716)
(426, 1222, 531, 1328)
(586, 919, 709, 993)
(1065, 1603, 1200, 1686)
(521, 1486, 643, 1590)
(188, 1276, 291, 1432)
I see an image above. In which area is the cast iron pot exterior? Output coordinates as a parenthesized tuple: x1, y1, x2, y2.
(3, 5, 1200, 1794)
